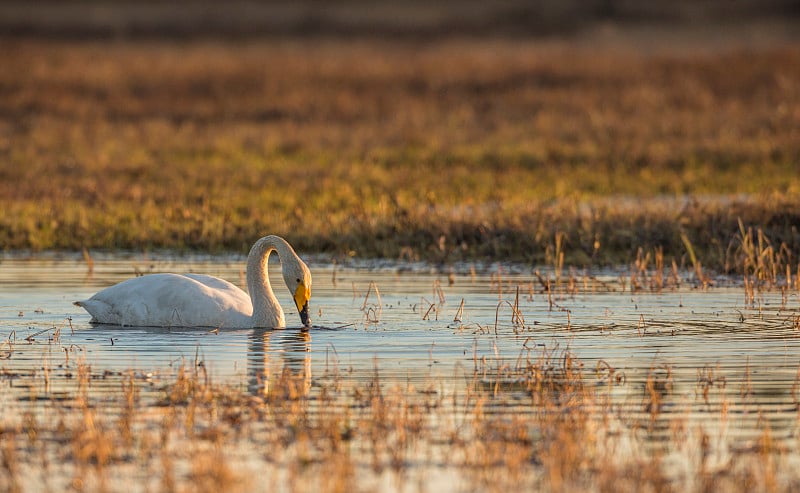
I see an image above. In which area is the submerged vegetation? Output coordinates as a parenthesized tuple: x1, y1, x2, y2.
(1, 38, 799, 271)
(1, 328, 800, 493)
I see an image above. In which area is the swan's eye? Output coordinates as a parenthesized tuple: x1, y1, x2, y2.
(296, 278, 301, 284)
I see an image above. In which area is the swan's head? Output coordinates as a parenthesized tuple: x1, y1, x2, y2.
(283, 256, 312, 328)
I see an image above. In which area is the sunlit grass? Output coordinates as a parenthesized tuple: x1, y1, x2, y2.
(1, 39, 798, 270)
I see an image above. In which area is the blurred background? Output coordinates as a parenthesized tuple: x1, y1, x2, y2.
(1, 0, 799, 39)
(1, 1, 799, 266)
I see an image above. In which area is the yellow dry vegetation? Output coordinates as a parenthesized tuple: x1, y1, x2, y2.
(1, 39, 798, 268)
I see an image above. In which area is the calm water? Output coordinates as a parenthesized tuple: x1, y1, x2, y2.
(3, 254, 800, 491)
(1, 254, 799, 438)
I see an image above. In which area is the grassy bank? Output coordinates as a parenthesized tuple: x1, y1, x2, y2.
(1, 38, 799, 271)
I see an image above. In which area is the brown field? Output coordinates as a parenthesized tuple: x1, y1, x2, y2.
(1, 35, 799, 271)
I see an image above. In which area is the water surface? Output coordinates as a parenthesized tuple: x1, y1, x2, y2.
(1, 254, 800, 489)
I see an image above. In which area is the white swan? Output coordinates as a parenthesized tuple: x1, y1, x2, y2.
(74, 235, 312, 329)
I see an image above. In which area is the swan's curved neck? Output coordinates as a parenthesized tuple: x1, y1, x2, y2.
(246, 235, 295, 328)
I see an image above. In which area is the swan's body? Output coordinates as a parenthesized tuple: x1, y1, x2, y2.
(75, 235, 312, 329)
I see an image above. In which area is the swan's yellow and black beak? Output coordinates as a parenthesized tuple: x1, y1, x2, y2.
(294, 281, 311, 328)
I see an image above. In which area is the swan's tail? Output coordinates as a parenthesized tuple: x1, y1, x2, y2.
(73, 299, 106, 324)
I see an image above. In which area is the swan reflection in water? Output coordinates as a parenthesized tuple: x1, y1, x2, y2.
(247, 328, 311, 397)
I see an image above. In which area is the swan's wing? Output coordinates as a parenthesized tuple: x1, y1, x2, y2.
(76, 273, 252, 327)
(182, 274, 250, 302)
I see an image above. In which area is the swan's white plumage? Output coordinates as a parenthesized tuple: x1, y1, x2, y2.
(76, 273, 257, 327)
(74, 235, 311, 329)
